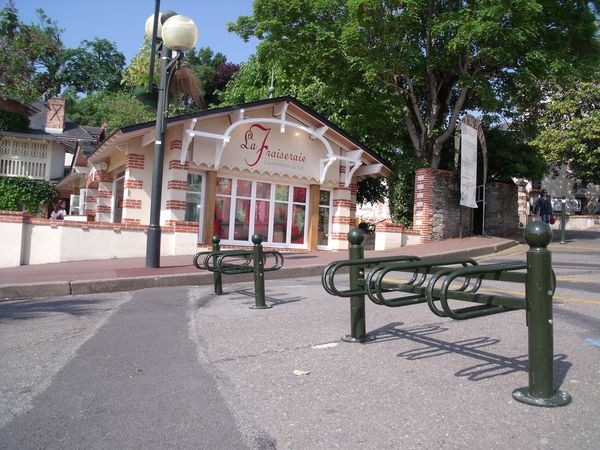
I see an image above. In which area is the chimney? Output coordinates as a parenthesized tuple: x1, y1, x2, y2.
(45, 98, 66, 133)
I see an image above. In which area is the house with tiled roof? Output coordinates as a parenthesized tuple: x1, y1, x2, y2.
(0, 96, 105, 214)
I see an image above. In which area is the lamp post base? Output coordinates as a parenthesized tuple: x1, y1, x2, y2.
(512, 387, 572, 407)
(146, 225, 162, 268)
(342, 334, 376, 343)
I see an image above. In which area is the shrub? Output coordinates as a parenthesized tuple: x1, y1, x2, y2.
(0, 111, 29, 131)
(0, 176, 57, 214)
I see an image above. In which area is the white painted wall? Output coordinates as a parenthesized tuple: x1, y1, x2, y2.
(0, 222, 25, 268)
(2, 222, 199, 267)
(374, 231, 421, 250)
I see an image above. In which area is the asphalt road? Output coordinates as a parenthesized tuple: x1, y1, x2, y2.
(1, 229, 598, 449)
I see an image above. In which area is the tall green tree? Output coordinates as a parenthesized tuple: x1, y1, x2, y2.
(61, 38, 126, 95)
(229, 0, 599, 170)
(186, 47, 239, 106)
(530, 78, 600, 186)
(0, 1, 63, 100)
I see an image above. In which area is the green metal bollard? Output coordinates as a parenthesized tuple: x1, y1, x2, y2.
(249, 233, 271, 309)
(560, 199, 566, 244)
(212, 235, 223, 295)
(512, 221, 571, 407)
(342, 228, 375, 343)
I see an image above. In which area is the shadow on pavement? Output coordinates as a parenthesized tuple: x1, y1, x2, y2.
(366, 321, 572, 386)
(0, 298, 108, 322)
(227, 288, 304, 306)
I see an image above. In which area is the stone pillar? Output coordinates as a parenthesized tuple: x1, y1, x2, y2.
(516, 180, 529, 228)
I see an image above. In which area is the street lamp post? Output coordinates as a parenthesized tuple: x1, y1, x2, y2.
(144, 1, 198, 268)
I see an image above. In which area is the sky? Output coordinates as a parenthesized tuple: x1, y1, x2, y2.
(4, 0, 259, 64)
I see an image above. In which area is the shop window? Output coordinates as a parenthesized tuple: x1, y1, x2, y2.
(273, 184, 289, 243)
(291, 187, 306, 244)
(185, 173, 203, 222)
(318, 190, 331, 247)
(234, 179, 251, 240)
(215, 177, 232, 238)
(215, 178, 308, 247)
(254, 182, 271, 238)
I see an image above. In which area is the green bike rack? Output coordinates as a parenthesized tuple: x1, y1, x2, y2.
(192, 234, 284, 309)
(321, 222, 571, 407)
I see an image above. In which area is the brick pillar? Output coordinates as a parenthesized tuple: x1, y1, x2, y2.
(82, 188, 97, 221)
(96, 181, 113, 222)
(331, 183, 353, 250)
(413, 168, 434, 242)
(123, 151, 145, 225)
(164, 139, 188, 224)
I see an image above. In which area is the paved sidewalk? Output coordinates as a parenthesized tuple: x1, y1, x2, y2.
(0, 235, 520, 300)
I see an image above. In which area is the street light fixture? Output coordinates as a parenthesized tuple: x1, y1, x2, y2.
(144, 1, 198, 268)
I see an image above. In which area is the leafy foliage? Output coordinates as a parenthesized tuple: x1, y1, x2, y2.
(61, 38, 125, 95)
(530, 79, 600, 185)
(0, 3, 126, 100)
(0, 2, 63, 100)
(484, 127, 548, 183)
(229, 0, 599, 170)
(186, 47, 240, 106)
(0, 176, 56, 213)
(64, 89, 154, 134)
(0, 110, 29, 131)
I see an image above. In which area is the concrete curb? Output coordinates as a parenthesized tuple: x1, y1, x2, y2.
(0, 241, 519, 301)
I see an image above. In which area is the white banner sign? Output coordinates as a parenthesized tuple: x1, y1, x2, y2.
(460, 122, 478, 208)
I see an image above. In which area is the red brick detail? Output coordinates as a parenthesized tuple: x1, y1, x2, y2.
(329, 232, 348, 241)
(97, 205, 111, 213)
(85, 195, 97, 203)
(349, 183, 358, 195)
(170, 140, 182, 151)
(164, 220, 199, 232)
(167, 180, 188, 190)
(125, 179, 143, 189)
(126, 153, 145, 170)
(168, 160, 189, 170)
(86, 170, 112, 188)
(123, 199, 142, 209)
(332, 216, 352, 224)
(333, 199, 353, 208)
(413, 168, 435, 242)
(0, 211, 32, 223)
(166, 200, 187, 210)
(123, 218, 141, 225)
(374, 220, 405, 233)
(97, 189, 112, 198)
(339, 166, 346, 173)
(334, 184, 350, 190)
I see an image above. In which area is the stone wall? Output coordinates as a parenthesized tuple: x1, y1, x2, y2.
(485, 181, 519, 236)
(431, 170, 461, 240)
(413, 169, 518, 241)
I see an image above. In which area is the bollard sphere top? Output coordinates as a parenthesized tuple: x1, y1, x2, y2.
(212, 235, 221, 244)
(251, 233, 264, 244)
(524, 221, 553, 248)
(348, 228, 365, 246)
